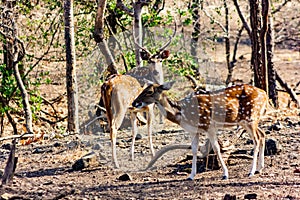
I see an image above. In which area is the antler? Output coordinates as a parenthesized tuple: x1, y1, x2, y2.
(153, 20, 177, 57)
(132, 25, 152, 57)
(132, 20, 177, 59)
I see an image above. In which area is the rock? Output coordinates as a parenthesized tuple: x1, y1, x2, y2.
(72, 158, 85, 171)
(1, 143, 11, 150)
(118, 173, 132, 181)
(272, 121, 283, 131)
(92, 143, 101, 150)
(136, 133, 142, 140)
(246, 139, 253, 145)
(244, 193, 257, 199)
(72, 151, 98, 171)
(223, 194, 236, 200)
(294, 169, 300, 173)
(53, 142, 63, 148)
(67, 141, 79, 149)
(232, 149, 247, 155)
(32, 148, 45, 154)
(265, 138, 281, 155)
(265, 130, 271, 135)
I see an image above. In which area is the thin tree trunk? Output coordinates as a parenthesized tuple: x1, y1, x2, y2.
(266, 16, 278, 107)
(228, 25, 244, 83)
(133, 1, 150, 67)
(260, 0, 269, 93)
(223, 0, 231, 85)
(190, 0, 200, 60)
(64, 0, 79, 133)
(249, 0, 262, 88)
(12, 45, 33, 134)
(2, 139, 17, 185)
(94, 0, 118, 77)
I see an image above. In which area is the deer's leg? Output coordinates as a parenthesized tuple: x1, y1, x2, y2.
(188, 133, 199, 180)
(110, 126, 119, 168)
(147, 105, 155, 157)
(130, 112, 138, 161)
(257, 127, 265, 173)
(207, 128, 229, 180)
(244, 123, 260, 177)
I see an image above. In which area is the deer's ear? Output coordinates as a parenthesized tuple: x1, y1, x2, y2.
(159, 81, 175, 91)
(160, 50, 170, 59)
(140, 50, 151, 60)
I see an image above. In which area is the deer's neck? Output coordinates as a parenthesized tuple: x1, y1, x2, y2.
(156, 93, 182, 125)
(149, 62, 163, 84)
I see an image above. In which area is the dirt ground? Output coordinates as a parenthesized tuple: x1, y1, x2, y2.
(0, 107, 300, 200)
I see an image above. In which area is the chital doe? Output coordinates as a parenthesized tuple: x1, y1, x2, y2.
(101, 74, 154, 168)
(132, 82, 268, 180)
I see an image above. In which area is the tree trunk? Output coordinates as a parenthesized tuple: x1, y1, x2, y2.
(266, 15, 278, 107)
(12, 43, 33, 134)
(133, 1, 149, 68)
(260, 0, 269, 93)
(64, 0, 79, 133)
(2, 139, 17, 185)
(223, 0, 231, 86)
(249, 0, 263, 89)
(94, 0, 118, 77)
(190, 0, 200, 61)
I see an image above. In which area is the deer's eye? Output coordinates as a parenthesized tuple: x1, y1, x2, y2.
(146, 90, 154, 95)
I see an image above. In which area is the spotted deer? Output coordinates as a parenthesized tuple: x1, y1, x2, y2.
(132, 82, 268, 180)
(127, 24, 176, 123)
(101, 74, 154, 168)
(100, 25, 176, 168)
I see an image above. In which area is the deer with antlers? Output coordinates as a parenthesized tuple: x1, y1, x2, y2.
(132, 82, 268, 180)
(99, 25, 176, 168)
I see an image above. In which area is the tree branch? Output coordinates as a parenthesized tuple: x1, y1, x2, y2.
(202, 8, 227, 34)
(116, 0, 133, 16)
(233, 0, 251, 37)
(271, 0, 291, 14)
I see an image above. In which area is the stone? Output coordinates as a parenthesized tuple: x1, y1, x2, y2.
(118, 173, 132, 181)
(223, 194, 237, 200)
(53, 142, 63, 148)
(32, 148, 45, 154)
(244, 193, 257, 199)
(265, 138, 281, 155)
(136, 133, 142, 140)
(272, 121, 283, 131)
(72, 151, 98, 171)
(1, 143, 11, 150)
(92, 143, 101, 150)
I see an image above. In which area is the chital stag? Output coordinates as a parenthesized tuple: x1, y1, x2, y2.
(101, 74, 154, 168)
(132, 82, 268, 180)
(127, 24, 176, 123)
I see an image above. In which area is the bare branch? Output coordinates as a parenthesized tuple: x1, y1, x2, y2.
(271, 0, 291, 14)
(202, 8, 227, 34)
(233, 0, 251, 37)
(116, 0, 133, 16)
